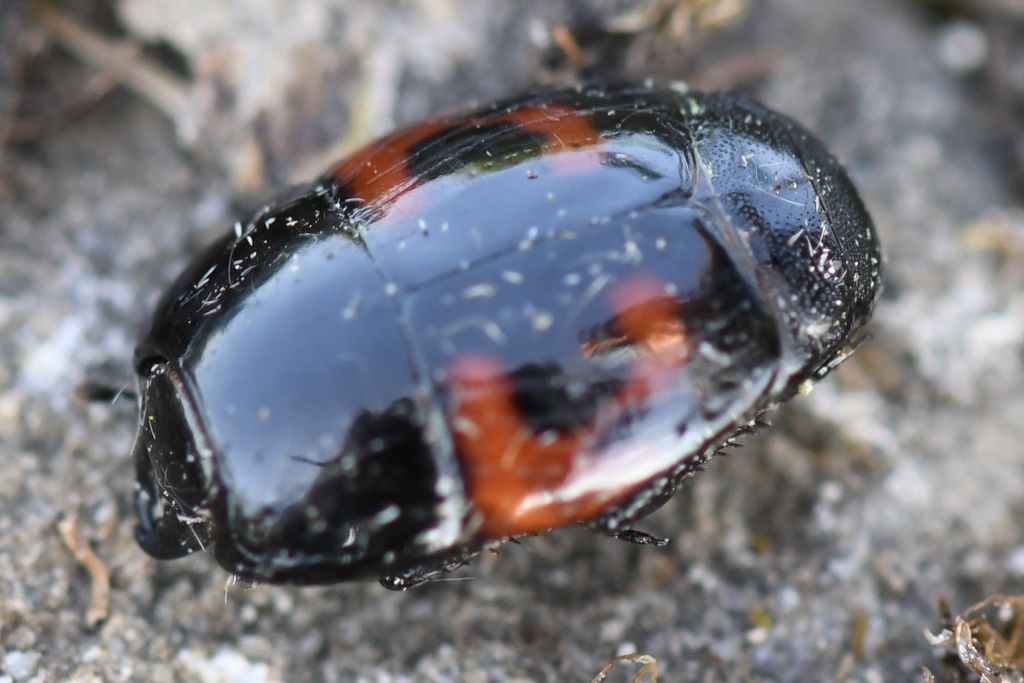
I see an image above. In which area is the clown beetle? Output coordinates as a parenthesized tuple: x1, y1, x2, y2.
(130, 83, 881, 589)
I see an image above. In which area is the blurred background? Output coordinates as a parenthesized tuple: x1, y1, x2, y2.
(2, 0, 1024, 680)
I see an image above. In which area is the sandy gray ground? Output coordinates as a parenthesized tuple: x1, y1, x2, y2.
(2, 0, 1024, 681)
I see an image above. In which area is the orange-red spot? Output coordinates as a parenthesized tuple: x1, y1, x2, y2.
(497, 105, 603, 175)
(329, 104, 605, 220)
(497, 104, 601, 152)
(610, 273, 689, 399)
(329, 120, 453, 216)
(451, 274, 691, 539)
(449, 354, 591, 537)
(609, 273, 679, 343)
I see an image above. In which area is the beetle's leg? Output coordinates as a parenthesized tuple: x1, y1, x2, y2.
(610, 528, 669, 546)
(377, 544, 492, 590)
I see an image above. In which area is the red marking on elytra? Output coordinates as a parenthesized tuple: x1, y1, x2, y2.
(450, 273, 689, 538)
(329, 120, 453, 219)
(329, 104, 605, 222)
(610, 272, 690, 399)
(498, 105, 601, 151)
(449, 354, 590, 537)
(495, 105, 603, 175)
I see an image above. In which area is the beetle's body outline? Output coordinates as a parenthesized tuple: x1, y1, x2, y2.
(130, 83, 881, 589)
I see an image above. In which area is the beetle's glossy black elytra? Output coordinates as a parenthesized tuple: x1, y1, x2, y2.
(131, 83, 881, 589)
